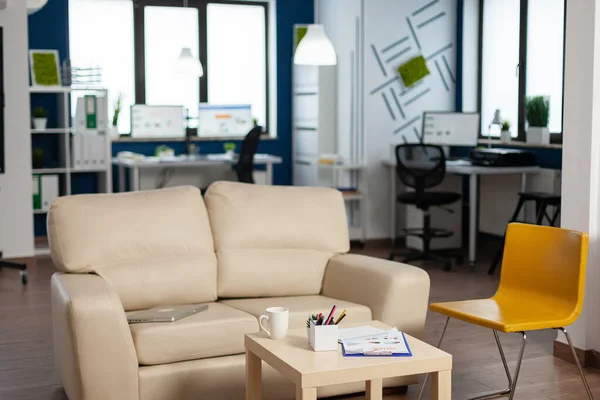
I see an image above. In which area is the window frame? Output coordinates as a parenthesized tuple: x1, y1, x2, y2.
(132, 0, 271, 135)
(477, 0, 566, 144)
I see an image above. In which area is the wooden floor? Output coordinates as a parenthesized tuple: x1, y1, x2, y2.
(0, 247, 598, 400)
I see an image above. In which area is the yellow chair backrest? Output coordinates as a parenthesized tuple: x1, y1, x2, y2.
(496, 223, 588, 317)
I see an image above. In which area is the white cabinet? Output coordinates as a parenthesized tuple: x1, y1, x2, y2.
(292, 59, 336, 186)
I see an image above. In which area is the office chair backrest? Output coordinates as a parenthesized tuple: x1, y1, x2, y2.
(395, 144, 446, 194)
(497, 223, 588, 320)
(237, 126, 262, 184)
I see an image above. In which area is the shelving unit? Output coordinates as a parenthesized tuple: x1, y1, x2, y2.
(29, 86, 112, 255)
(317, 162, 367, 243)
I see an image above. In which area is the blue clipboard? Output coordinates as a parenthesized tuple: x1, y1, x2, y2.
(341, 332, 413, 357)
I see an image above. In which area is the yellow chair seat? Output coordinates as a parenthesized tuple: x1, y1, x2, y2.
(430, 294, 580, 333)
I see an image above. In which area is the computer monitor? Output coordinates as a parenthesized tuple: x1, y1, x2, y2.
(130, 105, 185, 139)
(421, 112, 480, 147)
(198, 104, 253, 137)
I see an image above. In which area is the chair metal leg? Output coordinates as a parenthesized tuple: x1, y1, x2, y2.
(494, 330, 513, 389)
(559, 327, 594, 400)
(508, 332, 527, 400)
(417, 317, 450, 400)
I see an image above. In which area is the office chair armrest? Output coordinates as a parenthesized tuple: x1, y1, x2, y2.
(321, 254, 431, 339)
(51, 273, 139, 400)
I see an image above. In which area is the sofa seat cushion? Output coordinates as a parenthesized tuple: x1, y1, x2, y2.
(221, 296, 372, 330)
(129, 303, 258, 366)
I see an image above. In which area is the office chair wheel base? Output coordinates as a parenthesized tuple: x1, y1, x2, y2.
(443, 261, 452, 272)
(20, 271, 27, 285)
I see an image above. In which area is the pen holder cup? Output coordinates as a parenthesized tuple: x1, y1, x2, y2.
(309, 322, 338, 352)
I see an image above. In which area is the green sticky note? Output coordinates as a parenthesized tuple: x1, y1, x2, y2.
(398, 55, 430, 88)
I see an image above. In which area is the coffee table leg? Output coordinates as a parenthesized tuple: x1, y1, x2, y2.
(431, 370, 451, 400)
(366, 379, 383, 400)
(295, 386, 317, 400)
(246, 350, 262, 400)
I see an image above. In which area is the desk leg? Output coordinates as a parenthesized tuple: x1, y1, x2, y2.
(431, 370, 451, 400)
(131, 167, 140, 191)
(468, 174, 478, 268)
(266, 163, 273, 185)
(295, 387, 317, 400)
(390, 166, 397, 245)
(366, 379, 383, 400)
(118, 166, 125, 193)
(520, 173, 528, 221)
(246, 350, 262, 400)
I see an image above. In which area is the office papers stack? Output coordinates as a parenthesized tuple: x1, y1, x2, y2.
(340, 328, 412, 357)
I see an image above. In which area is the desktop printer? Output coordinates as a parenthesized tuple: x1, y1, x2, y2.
(469, 148, 538, 167)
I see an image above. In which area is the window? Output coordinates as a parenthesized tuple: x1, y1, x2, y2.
(207, 3, 267, 128)
(134, 0, 270, 137)
(69, 0, 135, 134)
(479, 0, 566, 142)
(144, 6, 200, 128)
(480, 0, 520, 138)
(526, 0, 565, 134)
(69, 0, 270, 137)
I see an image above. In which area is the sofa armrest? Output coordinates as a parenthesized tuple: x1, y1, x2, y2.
(321, 254, 430, 339)
(51, 273, 139, 400)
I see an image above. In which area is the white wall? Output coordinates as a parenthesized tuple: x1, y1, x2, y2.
(559, 0, 600, 351)
(321, 0, 457, 239)
(0, 0, 34, 258)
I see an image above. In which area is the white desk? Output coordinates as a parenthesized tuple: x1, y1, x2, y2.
(382, 159, 541, 267)
(113, 154, 283, 192)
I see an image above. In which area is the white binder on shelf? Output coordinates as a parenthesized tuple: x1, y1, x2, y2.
(71, 134, 83, 169)
(83, 134, 94, 168)
(41, 175, 59, 211)
(93, 134, 107, 168)
(96, 96, 108, 132)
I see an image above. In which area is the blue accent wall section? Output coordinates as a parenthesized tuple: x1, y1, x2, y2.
(28, 0, 314, 236)
(29, 0, 70, 59)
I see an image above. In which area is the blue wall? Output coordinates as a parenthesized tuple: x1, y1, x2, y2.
(28, 0, 314, 235)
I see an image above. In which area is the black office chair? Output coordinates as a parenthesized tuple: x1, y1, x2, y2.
(488, 192, 561, 275)
(388, 144, 462, 271)
(0, 252, 27, 284)
(236, 126, 262, 184)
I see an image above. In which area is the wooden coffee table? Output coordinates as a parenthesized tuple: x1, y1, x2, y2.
(245, 321, 452, 400)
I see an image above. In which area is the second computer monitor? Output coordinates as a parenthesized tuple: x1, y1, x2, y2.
(421, 112, 480, 147)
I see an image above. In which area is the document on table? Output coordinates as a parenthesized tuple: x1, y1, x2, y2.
(338, 326, 395, 343)
(340, 328, 412, 357)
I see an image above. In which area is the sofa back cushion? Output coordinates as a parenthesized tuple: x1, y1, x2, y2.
(48, 186, 218, 310)
(204, 182, 349, 298)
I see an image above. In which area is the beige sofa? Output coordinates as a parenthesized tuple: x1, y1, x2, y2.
(48, 182, 430, 400)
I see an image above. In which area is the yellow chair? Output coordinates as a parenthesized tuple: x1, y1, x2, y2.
(419, 223, 592, 400)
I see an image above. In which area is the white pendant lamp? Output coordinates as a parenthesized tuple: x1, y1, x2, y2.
(175, 47, 204, 77)
(294, 0, 337, 66)
(27, 0, 49, 15)
(175, 0, 204, 77)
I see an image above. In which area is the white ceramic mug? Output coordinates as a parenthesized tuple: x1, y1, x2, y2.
(259, 307, 289, 339)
